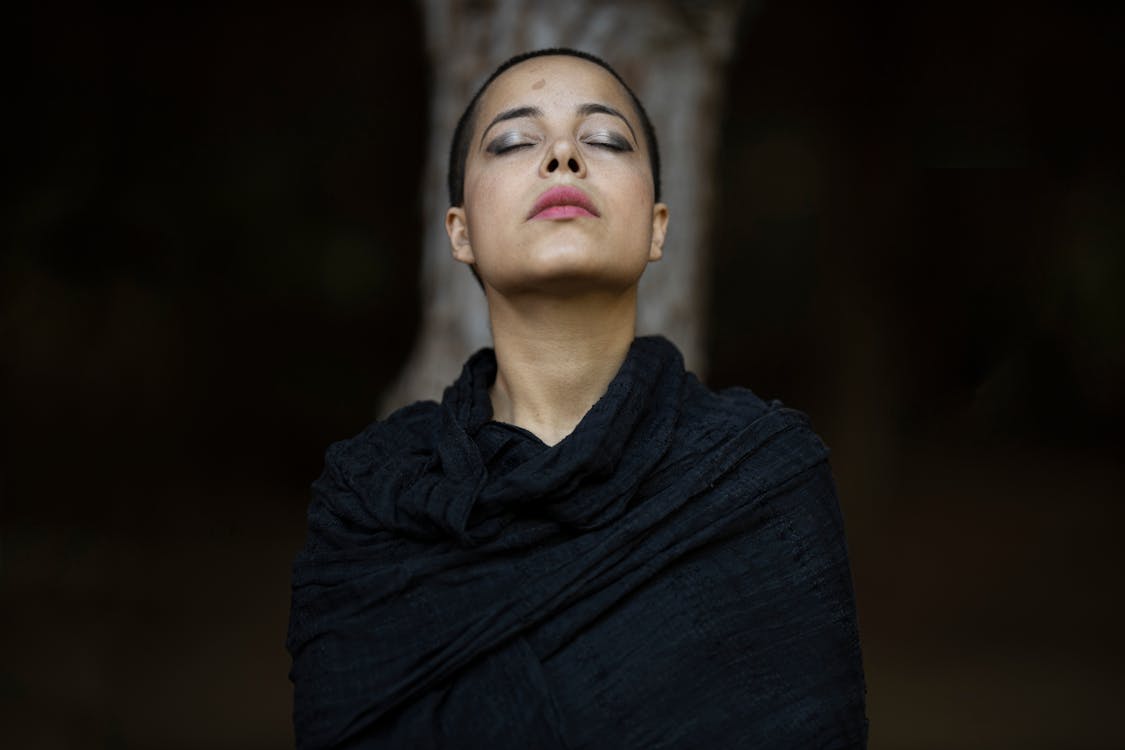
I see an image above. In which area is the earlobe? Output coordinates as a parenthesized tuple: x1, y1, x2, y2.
(445, 207, 475, 264)
(649, 202, 669, 261)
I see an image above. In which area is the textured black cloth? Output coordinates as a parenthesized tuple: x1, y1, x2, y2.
(287, 336, 867, 749)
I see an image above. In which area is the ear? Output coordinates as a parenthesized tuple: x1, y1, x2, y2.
(445, 206, 475, 264)
(648, 202, 669, 262)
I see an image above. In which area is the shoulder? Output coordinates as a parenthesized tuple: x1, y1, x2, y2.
(661, 374, 833, 503)
(323, 399, 443, 478)
(681, 373, 821, 447)
(694, 382, 847, 547)
(684, 374, 773, 421)
(301, 400, 443, 552)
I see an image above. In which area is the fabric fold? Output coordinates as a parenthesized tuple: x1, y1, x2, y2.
(288, 335, 867, 749)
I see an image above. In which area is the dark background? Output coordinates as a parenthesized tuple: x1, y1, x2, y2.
(3, 2, 1123, 748)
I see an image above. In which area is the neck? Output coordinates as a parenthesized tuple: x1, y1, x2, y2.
(486, 288, 638, 446)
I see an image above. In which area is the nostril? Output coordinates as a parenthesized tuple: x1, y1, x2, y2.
(568, 158, 579, 172)
(547, 158, 559, 172)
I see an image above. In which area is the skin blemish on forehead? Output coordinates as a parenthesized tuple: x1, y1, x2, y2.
(532, 78, 546, 90)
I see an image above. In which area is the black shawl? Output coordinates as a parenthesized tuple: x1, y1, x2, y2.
(287, 336, 867, 748)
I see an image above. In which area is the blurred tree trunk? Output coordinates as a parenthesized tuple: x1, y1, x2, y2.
(382, 0, 748, 413)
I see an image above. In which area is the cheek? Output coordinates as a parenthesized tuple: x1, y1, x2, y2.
(463, 169, 525, 268)
(613, 160, 653, 201)
(467, 193, 510, 253)
(617, 171, 657, 229)
(466, 159, 520, 212)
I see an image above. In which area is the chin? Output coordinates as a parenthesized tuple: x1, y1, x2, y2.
(495, 264, 648, 297)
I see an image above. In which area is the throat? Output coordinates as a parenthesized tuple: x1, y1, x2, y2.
(488, 339, 631, 447)
(484, 287, 639, 446)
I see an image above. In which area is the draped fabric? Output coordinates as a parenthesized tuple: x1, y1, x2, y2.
(287, 336, 868, 749)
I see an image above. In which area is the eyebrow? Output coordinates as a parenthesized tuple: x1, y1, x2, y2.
(479, 102, 639, 148)
(479, 106, 543, 147)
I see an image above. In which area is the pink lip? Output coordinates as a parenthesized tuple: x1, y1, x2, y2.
(528, 186, 600, 221)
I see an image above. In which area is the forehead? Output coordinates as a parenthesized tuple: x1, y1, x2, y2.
(476, 56, 634, 125)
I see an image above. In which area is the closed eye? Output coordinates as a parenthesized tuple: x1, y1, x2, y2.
(583, 132, 633, 152)
(486, 132, 537, 155)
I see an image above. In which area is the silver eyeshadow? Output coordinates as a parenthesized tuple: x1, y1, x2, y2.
(485, 131, 535, 154)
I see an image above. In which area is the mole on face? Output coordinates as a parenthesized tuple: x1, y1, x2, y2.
(532, 78, 546, 90)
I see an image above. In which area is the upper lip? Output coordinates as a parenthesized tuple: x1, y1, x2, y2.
(527, 185, 600, 219)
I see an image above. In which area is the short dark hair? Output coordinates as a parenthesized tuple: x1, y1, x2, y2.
(447, 48, 662, 208)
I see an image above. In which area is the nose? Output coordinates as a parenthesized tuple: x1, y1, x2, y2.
(540, 137, 586, 179)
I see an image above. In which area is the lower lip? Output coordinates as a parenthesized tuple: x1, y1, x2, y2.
(531, 205, 596, 220)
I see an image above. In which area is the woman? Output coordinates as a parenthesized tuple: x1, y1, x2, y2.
(288, 49, 868, 748)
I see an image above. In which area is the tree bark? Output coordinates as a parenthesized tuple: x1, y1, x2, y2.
(382, 0, 748, 413)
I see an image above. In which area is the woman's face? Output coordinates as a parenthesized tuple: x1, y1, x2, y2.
(446, 55, 668, 296)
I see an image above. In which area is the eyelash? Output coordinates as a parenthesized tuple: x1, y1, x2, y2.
(488, 142, 533, 155)
(584, 133, 632, 152)
(486, 134, 534, 155)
